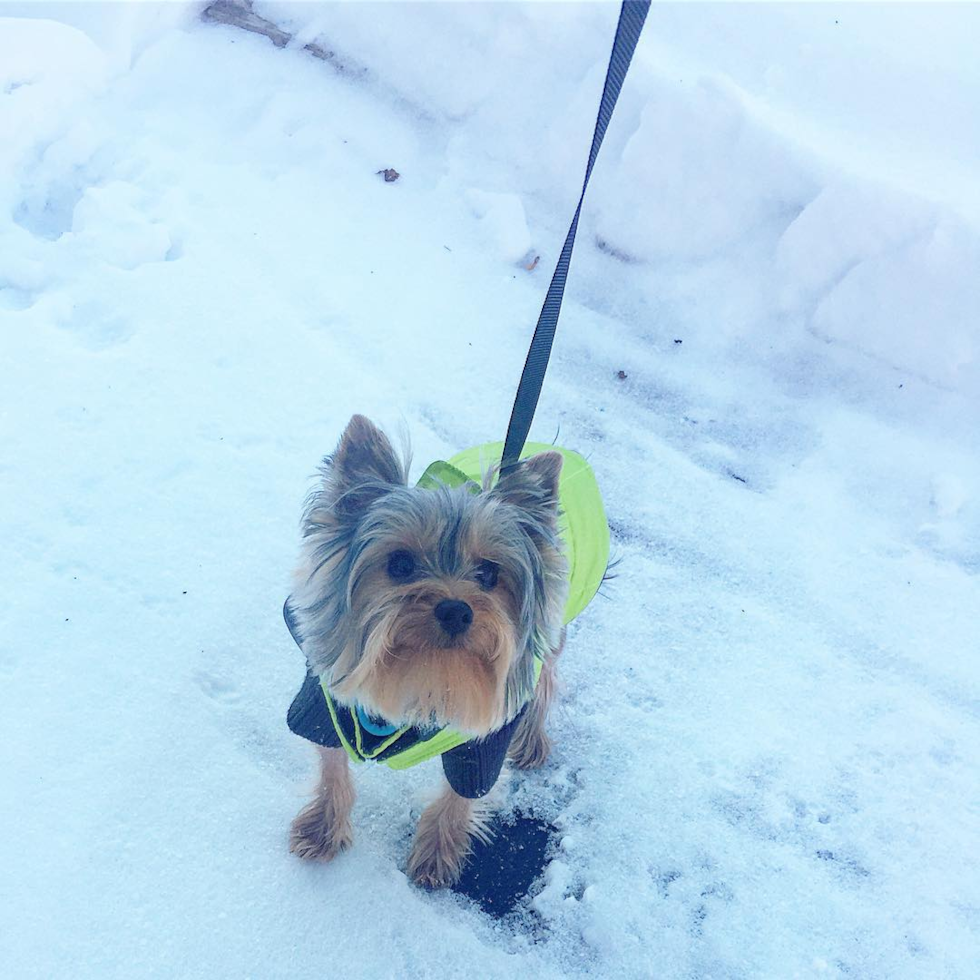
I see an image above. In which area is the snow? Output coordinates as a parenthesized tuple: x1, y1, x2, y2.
(465, 189, 533, 266)
(3, 2, 980, 977)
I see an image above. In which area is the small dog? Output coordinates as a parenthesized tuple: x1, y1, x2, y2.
(285, 414, 573, 887)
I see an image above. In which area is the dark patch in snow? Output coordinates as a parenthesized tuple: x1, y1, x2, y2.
(595, 236, 639, 264)
(653, 868, 683, 898)
(452, 812, 557, 918)
(815, 849, 871, 880)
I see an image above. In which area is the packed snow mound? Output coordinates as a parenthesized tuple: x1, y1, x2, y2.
(811, 216, 980, 388)
(592, 76, 816, 261)
(1, 18, 106, 240)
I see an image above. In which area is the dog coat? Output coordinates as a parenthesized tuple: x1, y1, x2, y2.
(285, 441, 609, 798)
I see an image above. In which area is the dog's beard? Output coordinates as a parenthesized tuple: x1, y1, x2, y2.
(329, 592, 519, 736)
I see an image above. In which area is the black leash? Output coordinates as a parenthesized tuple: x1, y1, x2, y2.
(501, 0, 650, 473)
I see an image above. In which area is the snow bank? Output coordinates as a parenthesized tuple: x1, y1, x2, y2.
(252, 0, 980, 391)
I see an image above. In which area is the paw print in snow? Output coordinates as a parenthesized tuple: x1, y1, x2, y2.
(69, 181, 174, 270)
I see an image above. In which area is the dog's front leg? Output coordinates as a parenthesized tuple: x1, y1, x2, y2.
(289, 746, 355, 861)
(407, 780, 491, 888)
(509, 628, 564, 769)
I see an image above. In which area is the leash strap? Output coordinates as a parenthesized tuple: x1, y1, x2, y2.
(500, 0, 650, 472)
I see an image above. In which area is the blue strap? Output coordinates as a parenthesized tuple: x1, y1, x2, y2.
(501, 1, 650, 472)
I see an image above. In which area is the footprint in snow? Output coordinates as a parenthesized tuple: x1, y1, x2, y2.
(56, 301, 135, 352)
(193, 670, 244, 705)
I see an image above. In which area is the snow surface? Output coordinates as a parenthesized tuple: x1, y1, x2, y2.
(3, 3, 980, 977)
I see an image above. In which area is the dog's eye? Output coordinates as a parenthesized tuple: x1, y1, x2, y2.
(387, 550, 416, 581)
(475, 560, 499, 590)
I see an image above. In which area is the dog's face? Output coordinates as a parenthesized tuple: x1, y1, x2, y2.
(292, 415, 567, 735)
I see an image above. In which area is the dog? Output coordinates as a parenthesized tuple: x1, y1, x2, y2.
(284, 414, 606, 887)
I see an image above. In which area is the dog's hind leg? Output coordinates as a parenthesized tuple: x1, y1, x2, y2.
(407, 781, 492, 888)
(508, 629, 565, 770)
(289, 746, 355, 861)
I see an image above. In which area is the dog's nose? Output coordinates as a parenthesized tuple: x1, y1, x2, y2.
(434, 599, 473, 637)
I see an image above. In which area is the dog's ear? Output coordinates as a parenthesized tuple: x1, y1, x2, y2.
(493, 452, 567, 716)
(294, 416, 407, 676)
(491, 451, 562, 521)
(321, 415, 407, 520)
(333, 414, 404, 485)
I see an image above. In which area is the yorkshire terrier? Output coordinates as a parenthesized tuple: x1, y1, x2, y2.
(284, 415, 569, 887)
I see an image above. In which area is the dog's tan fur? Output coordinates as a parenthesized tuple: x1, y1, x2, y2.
(289, 746, 355, 862)
(329, 568, 521, 736)
(406, 781, 494, 888)
(509, 629, 563, 770)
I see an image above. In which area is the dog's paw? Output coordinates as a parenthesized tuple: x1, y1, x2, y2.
(289, 800, 353, 862)
(407, 814, 475, 889)
(407, 844, 466, 889)
(509, 730, 552, 770)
